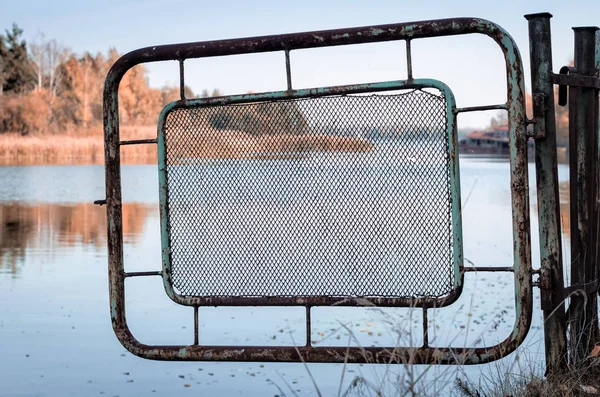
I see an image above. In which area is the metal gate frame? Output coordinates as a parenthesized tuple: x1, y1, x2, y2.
(157, 78, 464, 308)
(102, 17, 532, 364)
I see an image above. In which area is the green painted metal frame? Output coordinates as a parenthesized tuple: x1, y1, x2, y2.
(103, 16, 533, 363)
(157, 78, 464, 308)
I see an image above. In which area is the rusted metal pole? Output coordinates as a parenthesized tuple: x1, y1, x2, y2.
(569, 26, 600, 364)
(525, 12, 568, 373)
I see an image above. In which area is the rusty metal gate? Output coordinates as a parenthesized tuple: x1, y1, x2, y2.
(102, 17, 532, 364)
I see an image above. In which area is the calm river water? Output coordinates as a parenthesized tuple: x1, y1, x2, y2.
(0, 158, 570, 396)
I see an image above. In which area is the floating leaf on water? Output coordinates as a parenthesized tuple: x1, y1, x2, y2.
(183, 384, 191, 388)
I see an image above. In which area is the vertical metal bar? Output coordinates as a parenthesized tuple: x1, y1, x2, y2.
(194, 306, 199, 345)
(104, 70, 127, 350)
(525, 12, 568, 373)
(406, 40, 413, 80)
(595, 31, 600, 339)
(305, 306, 311, 347)
(179, 59, 185, 100)
(284, 49, 292, 92)
(569, 26, 600, 363)
(422, 307, 429, 348)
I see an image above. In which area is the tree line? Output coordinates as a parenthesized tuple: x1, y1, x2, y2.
(0, 24, 221, 135)
(0, 23, 572, 145)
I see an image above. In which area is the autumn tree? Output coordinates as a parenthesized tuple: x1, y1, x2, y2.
(61, 52, 107, 127)
(160, 84, 195, 105)
(0, 26, 217, 134)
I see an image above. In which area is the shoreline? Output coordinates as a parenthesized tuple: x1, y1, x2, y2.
(0, 128, 375, 166)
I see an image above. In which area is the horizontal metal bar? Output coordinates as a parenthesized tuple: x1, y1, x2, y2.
(118, 341, 524, 365)
(94, 199, 106, 206)
(165, 79, 451, 111)
(120, 139, 158, 146)
(463, 267, 514, 272)
(124, 271, 162, 278)
(455, 104, 507, 113)
(552, 73, 600, 90)
(163, 289, 463, 308)
(109, 18, 514, 70)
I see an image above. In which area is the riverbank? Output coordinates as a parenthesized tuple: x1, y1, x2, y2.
(0, 126, 155, 165)
(0, 126, 375, 165)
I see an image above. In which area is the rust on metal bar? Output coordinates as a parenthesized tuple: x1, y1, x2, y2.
(525, 12, 568, 373)
(552, 73, 600, 90)
(422, 307, 429, 348)
(124, 271, 162, 278)
(406, 39, 413, 79)
(305, 306, 311, 347)
(568, 26, 600, 363)
(193, 306, 199, 345)
(119, 138, 158, 146)
(455, 104, 507, 113)
(179, 59, 185, 100)
(284, 49, 292, 91)
(463, 267, 514, 272)
(150, 291, 463, 308)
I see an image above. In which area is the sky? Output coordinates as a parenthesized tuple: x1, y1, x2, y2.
(2, 0, 599, 129)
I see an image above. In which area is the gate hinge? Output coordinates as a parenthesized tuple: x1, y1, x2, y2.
(526, 92, 547, 139)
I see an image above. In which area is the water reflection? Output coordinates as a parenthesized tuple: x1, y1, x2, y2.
(0, 202, 155, 274)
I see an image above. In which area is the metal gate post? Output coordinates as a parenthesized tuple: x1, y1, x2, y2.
(525, 13, 568, 373)
(568, 26, 600, 363)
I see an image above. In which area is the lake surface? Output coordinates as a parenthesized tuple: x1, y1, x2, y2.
(0, 158, 570, 396)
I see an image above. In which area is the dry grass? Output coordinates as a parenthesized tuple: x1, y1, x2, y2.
(167, 128, 374, 161)
(0, 126, 157, 165)
(0, 125, 374, 165)
(455, 349, 600, 397)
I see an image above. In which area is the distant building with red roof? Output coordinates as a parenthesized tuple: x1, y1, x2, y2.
(459, 125, 510, 154)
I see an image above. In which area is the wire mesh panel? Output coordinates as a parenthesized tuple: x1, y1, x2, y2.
(159, 86, 461, 305)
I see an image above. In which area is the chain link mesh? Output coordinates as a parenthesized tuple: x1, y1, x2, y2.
(161, 89, 455, 299)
